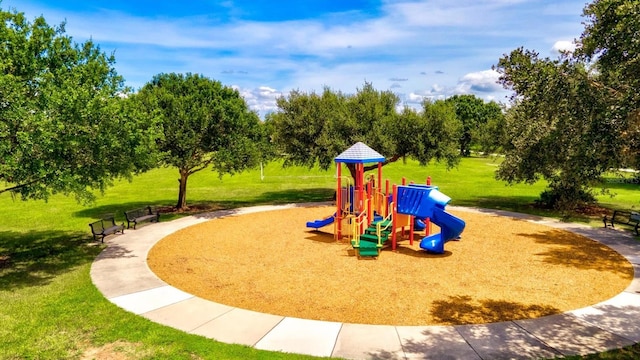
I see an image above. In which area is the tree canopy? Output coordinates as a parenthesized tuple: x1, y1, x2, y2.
(494, 0, 639, 209)
(266, 82, 462, 179)
(578, 0, 640, 169)
(135, 73, 264, 209)
(0, 8, 157, 202)
(444, 94, 505, 156)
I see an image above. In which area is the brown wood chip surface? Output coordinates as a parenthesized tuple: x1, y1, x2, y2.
(148, 206, 633, 326)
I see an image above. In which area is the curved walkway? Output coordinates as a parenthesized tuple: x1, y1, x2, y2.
(91, 204, 640, 359)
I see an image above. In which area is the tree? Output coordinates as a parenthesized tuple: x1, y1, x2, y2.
(0, 8, 157, 202)
(495, 48, 611, 209)
(445, 95, 505, 156)
(577, 0, 640, 169)
(391, 100, 462, 166)
(493, 0, 640, 210)
(267, 82, 461, 180)
(475, 101, 507, 155)
(136, 73, 264, 210)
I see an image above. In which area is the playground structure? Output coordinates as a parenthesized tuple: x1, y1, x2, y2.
(306, 142, 466, 258)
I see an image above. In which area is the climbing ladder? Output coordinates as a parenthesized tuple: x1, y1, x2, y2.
(351, 211, 393, 258)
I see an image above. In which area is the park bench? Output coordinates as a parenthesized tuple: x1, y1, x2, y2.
(89, 216, 125, 243)
(603, 210, 640, 236)
(124, 206, 160, 229)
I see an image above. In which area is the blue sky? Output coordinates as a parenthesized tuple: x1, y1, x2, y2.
(2, 0, 587, 118)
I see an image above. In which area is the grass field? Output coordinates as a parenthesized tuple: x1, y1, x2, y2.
(1, 156, 640, 359)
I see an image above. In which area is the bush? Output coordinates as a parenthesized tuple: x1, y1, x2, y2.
(536, 182, 596, 210)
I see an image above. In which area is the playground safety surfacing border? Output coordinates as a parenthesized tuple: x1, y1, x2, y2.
(91, 203, 640, 359)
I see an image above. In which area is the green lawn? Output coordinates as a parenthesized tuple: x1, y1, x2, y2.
(1, 157, 639, 359)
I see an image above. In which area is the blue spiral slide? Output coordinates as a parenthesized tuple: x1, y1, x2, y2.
(395, 185, 466, 254)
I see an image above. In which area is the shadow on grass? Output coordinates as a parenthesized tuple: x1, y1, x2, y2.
(453, 194, 541, 213)
(429, 295, 560, 325)
(252, 188, 334, 204)
(73, 188, 335, 222)
(0, 230, 102, 290)
(73, 200, 175, 222)
(456, 195, 607, 225)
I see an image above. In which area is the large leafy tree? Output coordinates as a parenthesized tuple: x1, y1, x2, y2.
(577, 0, 640, 169)
(267, 82, 461, 179)
(444, 94, 505, 156)
(136, 73, 264, 210)
(475, 101, 507, 156)
(0, 8, 157, 202)
(494, 0, 639, 209)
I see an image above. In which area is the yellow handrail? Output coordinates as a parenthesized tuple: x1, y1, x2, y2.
(349, 196, 372, 247)
(375, 201, 394, 247)
(350, 211, 367, 247)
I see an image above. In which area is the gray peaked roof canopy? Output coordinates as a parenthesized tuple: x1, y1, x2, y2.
(334, 142, 385, 164)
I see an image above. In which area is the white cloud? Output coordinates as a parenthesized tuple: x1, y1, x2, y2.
(551, 40, 576, 54)
(7, 0, 586, 116)
(237, 86, 282, 118)
(408, 92, 427, 102)
(458, 69, 502, 93)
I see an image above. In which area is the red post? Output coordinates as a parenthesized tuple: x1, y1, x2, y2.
(367, 186, 372, 227)
(401, 177, 406, 235)
(425, 176, 431, 236)
(385, 179, 390, 217)
(409, 211, 414, 246)
(358, 163, 364, 214)
(392, 184, 398, 251)
(377, 162, 382, 196)
(336, 163, 342, 239)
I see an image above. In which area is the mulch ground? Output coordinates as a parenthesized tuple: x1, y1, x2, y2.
(147, 205, 633, 326)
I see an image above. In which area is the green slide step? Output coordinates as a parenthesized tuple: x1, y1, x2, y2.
(359, 239, 378, 247)
(352, 238, 381, 247)
(365, 224, 390, 233)
(371, 219, 392, 227)
(359, 233, 383, 243)
(358, 247, 379, 257)
(357, 240, 380, 257)
(361, 231, 389, 243)
(359, 233, 376, 240)
(364, 228, 390, 237)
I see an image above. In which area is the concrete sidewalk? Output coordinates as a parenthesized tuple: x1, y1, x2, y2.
(90, 204, 640, 359)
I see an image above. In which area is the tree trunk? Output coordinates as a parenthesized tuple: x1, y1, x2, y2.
(176, 169, 189, 210)
(346, 163, 357, 182)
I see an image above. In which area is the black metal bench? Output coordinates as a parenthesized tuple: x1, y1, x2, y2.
(603, 210, 640, 235)
(124, 206, 160, 229)
(89, 216, 125, 242)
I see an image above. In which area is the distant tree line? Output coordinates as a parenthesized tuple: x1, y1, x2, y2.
(265, 85, 505, 180)
(1, 0, 637, 211)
